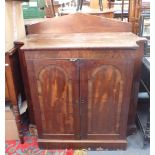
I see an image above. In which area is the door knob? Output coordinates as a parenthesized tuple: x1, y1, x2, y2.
(69, 58, 78, 62)
(5, 64, 9, 67)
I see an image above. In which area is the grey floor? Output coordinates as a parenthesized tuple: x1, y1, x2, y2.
(87, 131, 150, 155)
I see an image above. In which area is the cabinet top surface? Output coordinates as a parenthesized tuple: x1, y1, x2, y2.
(17, 32, 146, 50)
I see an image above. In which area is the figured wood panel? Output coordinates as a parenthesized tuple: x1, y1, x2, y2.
(87, 65, 123, 133)
(37, 65, 73, 133)
(80, 59, 134, 140)
(27, 59, 80, 139)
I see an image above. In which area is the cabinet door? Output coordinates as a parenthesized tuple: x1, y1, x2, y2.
(26, 59, 80, 140)
(80, 59, 133, 140)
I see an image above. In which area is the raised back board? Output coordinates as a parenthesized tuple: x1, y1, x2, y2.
(27, 13, 132, 34)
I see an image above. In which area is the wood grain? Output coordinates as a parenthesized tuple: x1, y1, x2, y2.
(27, 13, 132, 34)
(26, 59, 80, 140)
(80, 59, 133, 140)
(17, 32, 145, 50)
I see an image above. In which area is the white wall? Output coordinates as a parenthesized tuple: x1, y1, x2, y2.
(5, 1, 26, 52)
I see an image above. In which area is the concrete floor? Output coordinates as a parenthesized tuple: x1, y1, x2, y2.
(88, 131, 150, 155)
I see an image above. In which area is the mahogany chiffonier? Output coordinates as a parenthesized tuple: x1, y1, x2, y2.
(16, 14, 146, 149)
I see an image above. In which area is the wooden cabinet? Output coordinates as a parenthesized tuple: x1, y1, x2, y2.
(15, 13, 146, 149)
(17, 27, 145, 149)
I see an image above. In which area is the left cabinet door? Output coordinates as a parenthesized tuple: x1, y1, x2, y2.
(26, 59, 80, 140)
